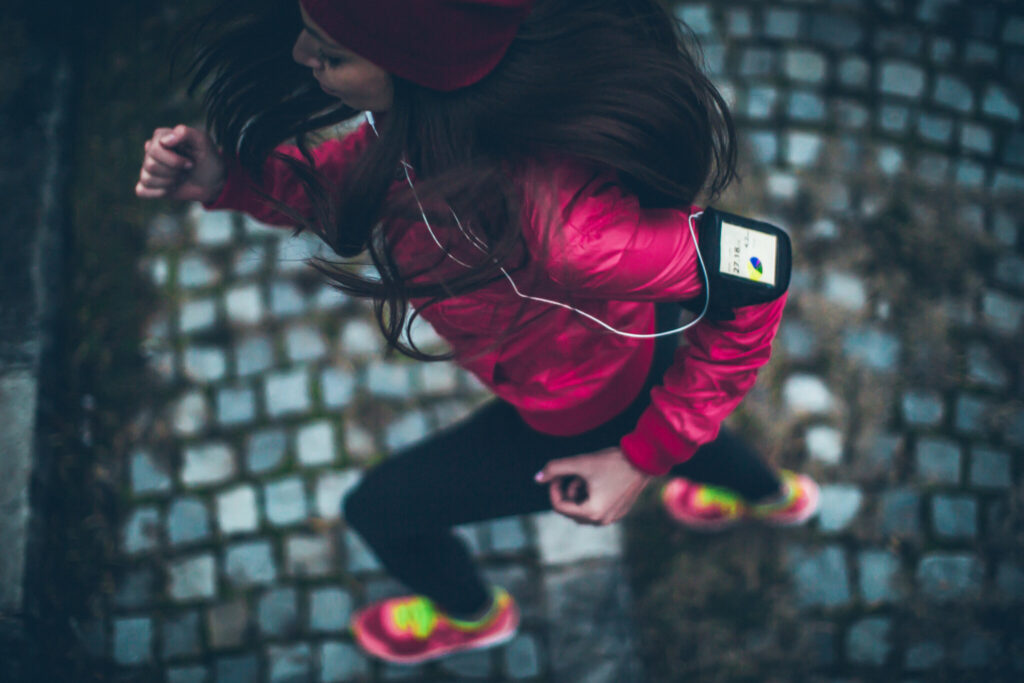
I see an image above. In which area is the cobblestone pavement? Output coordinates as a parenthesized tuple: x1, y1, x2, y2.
(80, 0, 1023, 681)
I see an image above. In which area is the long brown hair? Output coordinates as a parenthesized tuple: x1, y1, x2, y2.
(183, 0, 737, 358)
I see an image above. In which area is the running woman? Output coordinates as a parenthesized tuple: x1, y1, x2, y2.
(136, 0, 819, 664)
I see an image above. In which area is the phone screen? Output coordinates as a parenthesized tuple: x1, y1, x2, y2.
(718, 221, 778, 287)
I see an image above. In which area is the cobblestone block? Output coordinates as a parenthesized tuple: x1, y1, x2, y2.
(225, 285, 264, 325)
(265, 369, 311, 418)
(876, 26, 923, 56)
(167, 665, 208, 683)
(879, 104, 911, 132)
(833, 100, 868, 130)
(904, 640, 944, 670)
(740, 48, 775, 78)
(535, 511, 621, 565)
(455, 524, 484, 556)
(441, 649, 493, 678)
(785, 544, 851, 608)
(965, 41, 997, 65)
(168, 553, 217, 601)
(779, 320, 817, 360)
(316, 470, 361, 520)
(818, 484, 861, 531)
(320, 367, 356, 408)
(917, 113, 953, 144)
(167, 497, 211, 546)
(258, 587, 299, 638)
(344, 420, 377, 461)
(764, 8, 800, 39)
(265, 477, 307, 526)
(966, 344, 1008, 389)
(162, 610, 201, 659)
(969, 447, 1011, 489)
(837, 57, 869, 90)
(180, 298, 218, 334)
(286, 535, 334, 577)
(178, 255, 219, 289)
(207, 599, 249, 649)
(130, 449, 172, 495)
(345, 530, 381, 573)
(915, 438, 961, 485)
(878, 488, 921, 537)
(115, 568, 155, 609)
(902, 390, 943, 427)
(225, 541, 278, 587)
(982, 85, 1021, 121)
(858, 549, 902, 603)
(217, 485, 259, 535)
(309, 588, 353, 633)
(784, 374, 834, 414)
(247, 429, 287, 474)
(746, 86, 778, 119)
(123, 506, 161, 554)
(823, 270, 866, 310)
(504, 634, 542, 679)
(843, 328, 900, 371)
(173, 391, 209, 436)
(809, 12, 862, 48)
(675, 5, 713, 35)
(786, 132, 823, 167)
(876, 146, 904, 175)
(932, 495, 977, 539)
(339, 319, 380, 356)
(879, 61, 925, 98)
(269, 282, 306, 317)
(194, 210, 234, 245)
(113, 617, 152, 665)
(233, 245, 265, 277)
(846, 617, 891, 665)
(954, 394, 991, 435)
(268, 643, 311, 682)
(285, 325, 327, 363)
(996, 562, 1024, 600)
(380, 663, 423, 679)
(992, 170, 1024, 193)
(242, 214, 282, 238)
(417, 363, 459, 395)
(297, 420, 336, 466)
(727, 9, 752, 37)
(784, 49, 826, 83)
(917, 553, 983, 602)
(957, 632, 1001, 668)
(933, 74, 973, 112)
(995, 255, 1024, 290)
(917, 153, 951, 184)
(384, 411, 430, 452)
(955, 160, 986, 188)
(216, 654, 261, 683)
(489, 517, 529, 553)
(1005, 16, 1024, 44)
(320, 641, 368, 682)
(366, 361, 413, 398)
(807, 425, 843, 465)
(217, 386, 256, 426)
(960, 123, 993, 155)
(1006, 132, 1024, 169)
(788, 91, 826, 121)
(183, 347, 227, 383)
(235, 335, 274, 377)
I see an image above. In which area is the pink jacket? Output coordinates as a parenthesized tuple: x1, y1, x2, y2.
(206, 123, 786, 475)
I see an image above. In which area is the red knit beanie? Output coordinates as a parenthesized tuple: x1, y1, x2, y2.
(299, 0, 536, 91)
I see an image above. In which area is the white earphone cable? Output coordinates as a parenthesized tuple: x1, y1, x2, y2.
(365, 111, 709, 338)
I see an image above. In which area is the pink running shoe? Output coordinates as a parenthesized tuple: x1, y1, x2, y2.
(351, 587, 519, 665)
(662, 470, 820, 531)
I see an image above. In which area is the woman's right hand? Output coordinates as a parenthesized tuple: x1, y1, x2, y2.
(135, 125, 226, 204)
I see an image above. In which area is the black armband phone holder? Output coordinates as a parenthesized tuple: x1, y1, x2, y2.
(681, 207, 792, 322)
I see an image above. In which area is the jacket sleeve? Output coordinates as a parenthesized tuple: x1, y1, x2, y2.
(202, 122, 374, 226)
(531, 163, 787, 476)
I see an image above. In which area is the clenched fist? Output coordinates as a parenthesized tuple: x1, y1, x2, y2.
(135, 125, 226, 204)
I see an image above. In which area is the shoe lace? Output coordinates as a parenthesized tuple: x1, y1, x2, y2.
(697, 486, 742, 514)
(391, 597, 438, 639)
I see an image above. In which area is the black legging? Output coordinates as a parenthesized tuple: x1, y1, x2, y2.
(343, 304, 782, 618)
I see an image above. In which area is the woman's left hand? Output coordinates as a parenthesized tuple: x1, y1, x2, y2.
(535, 447, 652, 525)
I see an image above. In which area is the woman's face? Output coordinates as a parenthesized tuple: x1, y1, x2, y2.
(293, 4, 394, 112)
